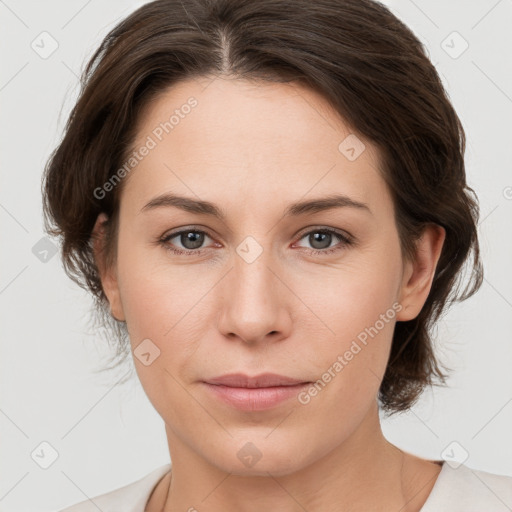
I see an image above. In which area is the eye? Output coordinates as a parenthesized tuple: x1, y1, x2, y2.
(159, 228, 216, 256)
(158, 226, 354, 257)
(293, 228, 353, 255)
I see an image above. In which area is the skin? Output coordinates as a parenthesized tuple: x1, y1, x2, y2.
(92, 76, 445, 511)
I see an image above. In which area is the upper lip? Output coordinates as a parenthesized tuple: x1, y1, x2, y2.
(204, 373, 310, 388)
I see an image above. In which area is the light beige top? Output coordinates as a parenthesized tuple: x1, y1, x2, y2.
(58, 462, 512, 511)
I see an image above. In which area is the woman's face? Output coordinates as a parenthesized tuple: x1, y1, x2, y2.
(95, 77, 442, 476)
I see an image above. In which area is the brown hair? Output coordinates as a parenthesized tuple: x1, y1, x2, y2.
(42, 0, 483, 413)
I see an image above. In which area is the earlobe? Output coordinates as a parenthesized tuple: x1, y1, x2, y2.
(91, 213, 126, 322)
(396, 224, 446, 322)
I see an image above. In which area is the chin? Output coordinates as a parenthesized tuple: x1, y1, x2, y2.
(200, 433, 320, 477)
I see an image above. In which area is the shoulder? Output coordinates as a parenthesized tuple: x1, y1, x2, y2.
(421, 462, 512, 511)
(57, 463, 172, 512)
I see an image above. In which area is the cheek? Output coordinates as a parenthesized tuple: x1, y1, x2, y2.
(116, 244, 206, 337)
(291, 241, 403, 345)
(115, 243, 224, 389)
(115, 248, 210, 419)
(290, 288, 399, 450)
(290, 245, 403, 406)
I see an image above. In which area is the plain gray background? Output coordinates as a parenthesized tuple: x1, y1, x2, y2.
(1, 0, 511, 510)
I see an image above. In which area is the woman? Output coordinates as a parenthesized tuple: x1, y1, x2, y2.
(43, 0, 512, 510)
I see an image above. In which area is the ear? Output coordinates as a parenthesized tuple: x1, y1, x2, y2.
(91, 213, 126, 322)
(396, 224, 446, 322)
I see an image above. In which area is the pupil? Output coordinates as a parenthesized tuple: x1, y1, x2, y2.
(182, 231, 203, 249)
(311, 232, 331, 249)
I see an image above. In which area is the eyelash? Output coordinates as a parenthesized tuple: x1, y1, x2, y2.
(158, 227, 354, 257)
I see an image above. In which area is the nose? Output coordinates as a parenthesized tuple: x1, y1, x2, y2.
(216, 244, 293, 345)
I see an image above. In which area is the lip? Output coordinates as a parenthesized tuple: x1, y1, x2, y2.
(202, 373, 311, 411)
(205, 372, 308, 388)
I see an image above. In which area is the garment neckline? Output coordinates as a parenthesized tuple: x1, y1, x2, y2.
(144, 461, 448, 511)
(418, 460, 450, 511)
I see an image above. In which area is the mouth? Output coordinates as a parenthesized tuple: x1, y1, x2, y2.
(202, 373, 312, 411)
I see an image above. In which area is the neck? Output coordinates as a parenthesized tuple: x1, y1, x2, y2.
(158, 405, 440, 512)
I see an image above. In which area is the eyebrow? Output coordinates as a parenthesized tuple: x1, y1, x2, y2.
(140, 192, 371, 219)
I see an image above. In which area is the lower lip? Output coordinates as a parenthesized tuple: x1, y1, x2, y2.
(202, 382, 311, 411)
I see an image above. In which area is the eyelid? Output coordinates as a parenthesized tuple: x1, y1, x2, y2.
(293, 225, 353, 243)
(291, 227, 354, 255)
(159, 226, 217, 247)
(159, 225, 354, 255)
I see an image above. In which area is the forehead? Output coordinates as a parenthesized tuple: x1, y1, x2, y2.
(122, 77, 391, 218)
